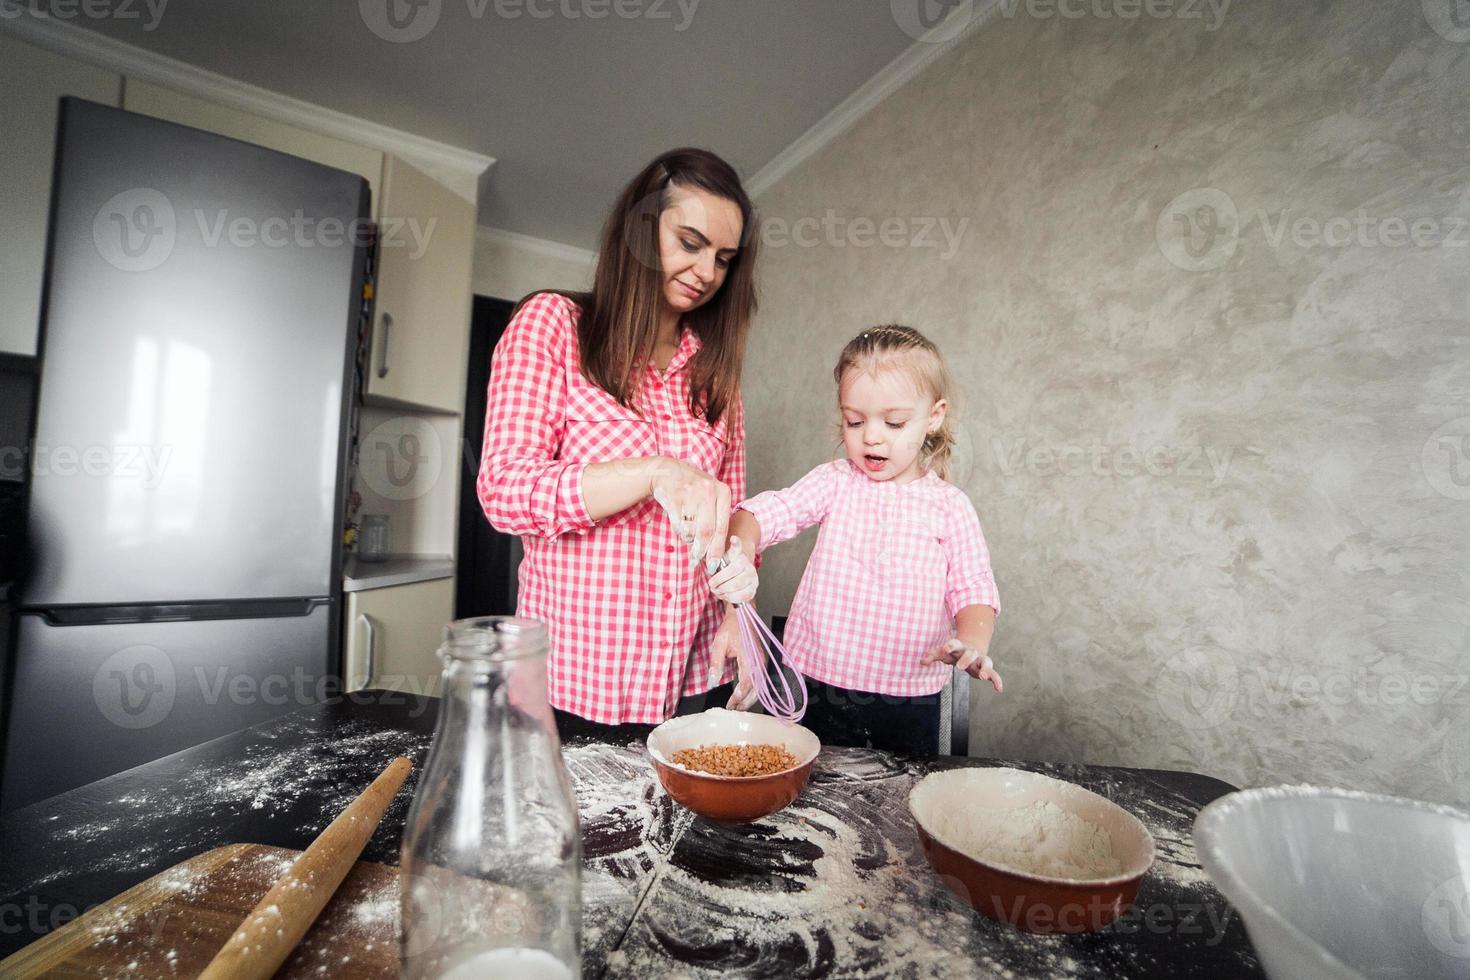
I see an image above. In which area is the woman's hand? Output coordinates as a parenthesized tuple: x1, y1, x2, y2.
(708, 612, 761, 710)
(707, 536, 757, 604)
(727, 643, 762, 712)
(921, 638, 1003, 693)
(647, 457, 732, 567)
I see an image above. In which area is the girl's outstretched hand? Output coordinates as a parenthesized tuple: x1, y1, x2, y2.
(922, 638, 1003, 693)
(706, 536, 757, 604)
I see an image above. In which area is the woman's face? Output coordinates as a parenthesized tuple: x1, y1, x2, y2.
(657, 183, 743, 317)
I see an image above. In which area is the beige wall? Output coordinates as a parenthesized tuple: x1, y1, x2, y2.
(472, 228, 594, 303)
(0, 34, 120, 356)
(745, 0, 1470, 805)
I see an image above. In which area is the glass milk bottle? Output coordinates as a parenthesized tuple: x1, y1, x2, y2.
(400, 616, 582, 979)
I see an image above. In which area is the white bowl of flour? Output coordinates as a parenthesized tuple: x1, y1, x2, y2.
(909, 767, 1156, 933)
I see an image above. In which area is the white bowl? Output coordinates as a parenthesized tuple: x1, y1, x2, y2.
(1193, 785, 1470, 980)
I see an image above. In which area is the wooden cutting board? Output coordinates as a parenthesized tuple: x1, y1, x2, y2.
(0, 844, 400, 979)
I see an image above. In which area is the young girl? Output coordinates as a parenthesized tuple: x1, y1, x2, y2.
(707, 325, 1001, 755)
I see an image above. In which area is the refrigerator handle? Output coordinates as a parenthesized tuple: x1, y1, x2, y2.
(358, 612, 378, 690)
(376, 312, 393, 379)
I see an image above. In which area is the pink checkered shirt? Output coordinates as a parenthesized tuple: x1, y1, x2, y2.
(477, 292, 744, 724)
(738, 460, 1000, 697)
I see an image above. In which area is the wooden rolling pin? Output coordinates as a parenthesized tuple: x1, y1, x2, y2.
(198, 756, 413, 980)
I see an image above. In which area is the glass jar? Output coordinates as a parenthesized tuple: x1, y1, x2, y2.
(400, 617, 582, 979)
(358, 513, 391, 562)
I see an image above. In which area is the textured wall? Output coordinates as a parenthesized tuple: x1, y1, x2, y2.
(744, 0, 1470, 805)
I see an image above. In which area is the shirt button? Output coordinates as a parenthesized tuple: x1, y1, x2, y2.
(663, 591, 673, 600)
(665, 545, 675, 554)
(663, 413, 672, 421)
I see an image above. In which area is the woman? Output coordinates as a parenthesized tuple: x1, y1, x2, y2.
(477, 148, 761, 732)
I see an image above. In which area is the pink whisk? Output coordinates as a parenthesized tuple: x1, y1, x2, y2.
(713, 560, 808, 724)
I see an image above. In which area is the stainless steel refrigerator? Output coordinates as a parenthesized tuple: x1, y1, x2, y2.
(0, 98, 368, 811)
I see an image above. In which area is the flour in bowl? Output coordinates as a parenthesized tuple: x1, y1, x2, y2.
(929, 800, 1123, 880)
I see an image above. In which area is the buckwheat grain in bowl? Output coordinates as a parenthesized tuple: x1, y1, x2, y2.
(647, 709, 821, 822)
(671, 743, 799, 777)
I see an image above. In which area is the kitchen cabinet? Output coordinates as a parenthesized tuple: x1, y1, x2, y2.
(363, 156, 477, 414)
(0, 35, 120, 356)
(352, 407, 464, 558)
(121, 79, 385, 210)
(343, 577, 454, 695)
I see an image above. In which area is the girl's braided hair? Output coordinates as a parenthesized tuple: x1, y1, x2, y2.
(833, 325, 958, 481)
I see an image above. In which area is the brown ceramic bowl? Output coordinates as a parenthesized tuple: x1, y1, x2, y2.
(646, 708, 821, 823)
(910, 767, 1155, 934)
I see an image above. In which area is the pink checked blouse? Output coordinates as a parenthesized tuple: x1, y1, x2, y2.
(477, 291, 743, 724)
(738, 459, 1000, 697)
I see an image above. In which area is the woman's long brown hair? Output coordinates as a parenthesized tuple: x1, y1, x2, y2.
(521, 148, 758, 425)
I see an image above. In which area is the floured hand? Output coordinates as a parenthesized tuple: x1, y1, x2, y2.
(707, 613, 761, 711)
(922, 638, 1002, 693)
(649, 457, 731, 568)
(706, 537, 757, 604)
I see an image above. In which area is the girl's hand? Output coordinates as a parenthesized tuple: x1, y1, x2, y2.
(922, 638, 1003, 693)
(706, 536, 757, 604)
(707, 613, 761, 710)
(648, 457, 731, 568)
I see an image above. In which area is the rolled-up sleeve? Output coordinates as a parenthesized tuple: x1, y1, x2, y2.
(736, 462, 841, 552)
(942, 495, 1000, 618)
(477, 293, 597, 539)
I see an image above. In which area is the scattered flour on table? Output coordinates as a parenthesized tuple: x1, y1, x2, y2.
(607, 766, 1103, 980)
(928, 800, 1124, 880)
(1134, 796, 1211, 887)
(10, 719, 431, 893)
(560, 741, 686, 956)
(589, 750, 1243, 979)
(636, 799, 1001, 978)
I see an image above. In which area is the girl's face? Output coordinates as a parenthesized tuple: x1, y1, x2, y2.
(657, 184, 742, 319)
(839, 366, 947, 485)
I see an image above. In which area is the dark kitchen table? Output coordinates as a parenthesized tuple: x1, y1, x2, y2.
(0, 691, 1263, 978)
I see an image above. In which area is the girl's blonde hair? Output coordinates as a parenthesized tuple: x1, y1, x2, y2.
(833, 325, 958, 481)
